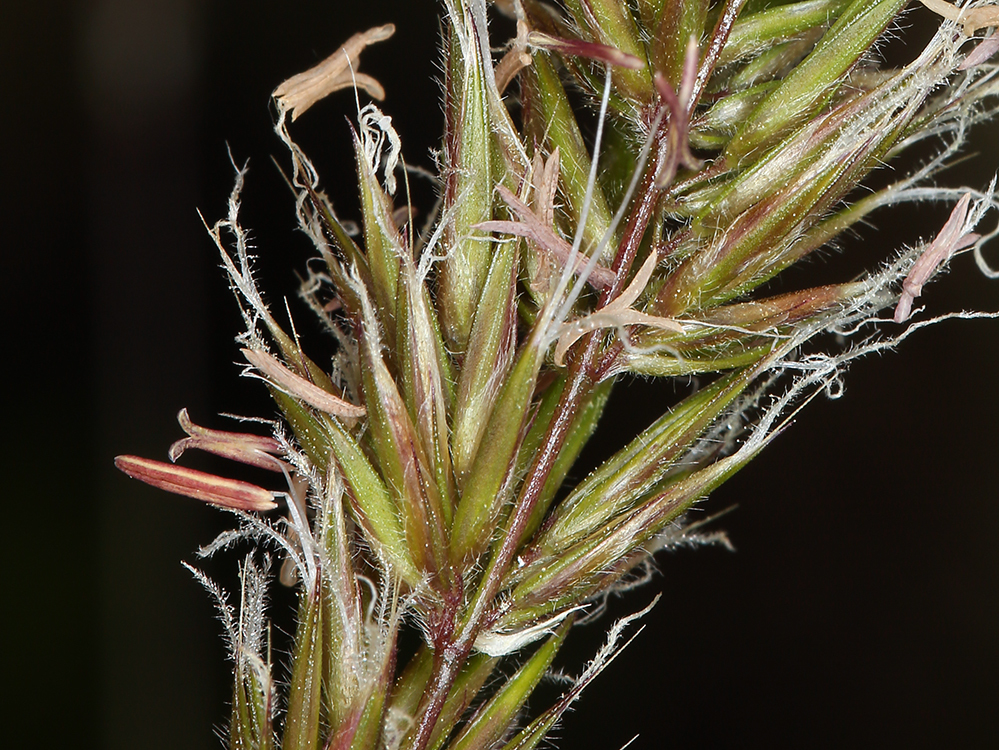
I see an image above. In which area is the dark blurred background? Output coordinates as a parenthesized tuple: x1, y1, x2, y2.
(2, 1, 997, 748)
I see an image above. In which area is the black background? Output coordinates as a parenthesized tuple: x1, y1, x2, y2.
(2, 1, 997, 748)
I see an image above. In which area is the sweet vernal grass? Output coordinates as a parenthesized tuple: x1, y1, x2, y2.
(115, 2, 999, 749)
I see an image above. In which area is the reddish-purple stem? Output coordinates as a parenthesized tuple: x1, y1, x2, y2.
(691, 0, 748, 112)
(404, 94, 667, 750)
